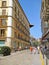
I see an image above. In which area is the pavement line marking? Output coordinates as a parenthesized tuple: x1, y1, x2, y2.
(39, 50, 45, 65)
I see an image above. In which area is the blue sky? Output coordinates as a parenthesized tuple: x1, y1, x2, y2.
(18, 0, 42, 39)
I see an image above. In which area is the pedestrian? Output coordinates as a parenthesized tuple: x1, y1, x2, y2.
(18, 46, 21, 51)
(37, 46, 40, 54)
(44, 45, 47, 54)
(33, 47, 36, 54)
(30, 46, 33, 54)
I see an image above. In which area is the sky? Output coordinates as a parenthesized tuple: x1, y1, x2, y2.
(18, 0, 42, 39)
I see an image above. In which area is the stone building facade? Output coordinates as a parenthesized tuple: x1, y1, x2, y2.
(41, 0, 49, 45)
(0, 0, 31, 50)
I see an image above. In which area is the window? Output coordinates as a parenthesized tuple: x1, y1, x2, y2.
(0, 19, 2, 25)
(2, 19, 7, 26)
(15, 6, 16, 12)
(42, 2, 44, 12)
(44, 21, 48, 27)
(0, 29, 5, 36)
(48, 0, 49, 5)
(2, 9, 6, 15)
(2, 1, 6, 7)
(16, 7, 19, 18)
(14, 32, 16, 38)
(19, 11, 21, 21)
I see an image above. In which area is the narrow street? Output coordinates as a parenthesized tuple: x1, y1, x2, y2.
(0, 0, 49, 65)
(0, 49, 45, 65)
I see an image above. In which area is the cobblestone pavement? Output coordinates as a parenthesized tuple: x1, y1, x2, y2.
(0, 49, 43, 65)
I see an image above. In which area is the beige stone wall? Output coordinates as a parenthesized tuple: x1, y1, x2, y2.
(0, 0, 30, 50)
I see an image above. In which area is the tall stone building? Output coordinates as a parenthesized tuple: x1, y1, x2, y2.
(0, 0, 32, 50)
(41, 0, 49, 45)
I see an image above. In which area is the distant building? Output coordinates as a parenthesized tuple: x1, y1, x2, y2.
(41, 0, 49, 45)
(0, 0, 32, 50)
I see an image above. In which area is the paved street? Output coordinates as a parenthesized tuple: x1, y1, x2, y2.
(0, 49, 44, 65)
